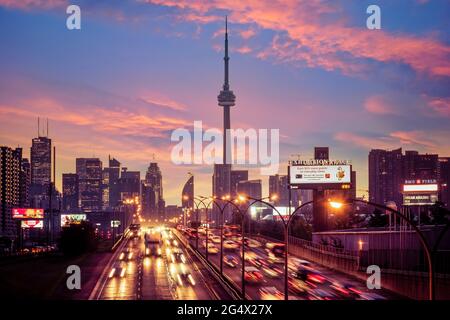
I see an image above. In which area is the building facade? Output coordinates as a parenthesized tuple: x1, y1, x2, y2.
(76, 158, 102, 212)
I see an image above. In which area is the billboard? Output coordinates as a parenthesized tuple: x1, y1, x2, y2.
(61, 214, 87, 226)
(289, 164, 351, 188)
(12, 208, 44, 219)
(402, 179, 439, 206)
(403, 184, 438, 192)
(111, 220, 121, 228)
(21, 220, 44, 229)
(403, 194, 438, 206)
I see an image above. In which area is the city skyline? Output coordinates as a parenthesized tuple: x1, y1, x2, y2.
(0, 1, 449, 205)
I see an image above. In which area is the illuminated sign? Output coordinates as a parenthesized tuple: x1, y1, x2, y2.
(21, 220, 44, 229)
(61, 214, 87, 226)
(111, 220, 121, 228)
(12, 208, 44, 219)
(403, 194, 438, 206)
(289, 165, 351, 187)
(403, 184, 438, 192)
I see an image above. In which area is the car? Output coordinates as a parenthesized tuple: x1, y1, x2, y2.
(207, 244, 219, 254)
(173, 264, 196, 286)
(223, 255, 239, 268)
(223, 240, 239, 250)
(261, 264, 283, 278)
(244, 238, 262, 248)
(170, 248, 187, 264)
(308, 288, 338, 300)
(288, 277, 309, 295)
(358, 292, 386, 300)
(109, 262, 127, 278)
(244, 266, 264, 284)
(145, 245, 162, 256)
(260, 286, 283, 300)
(329, 282, 363, 300)
(210, 235, 221, 244)
(119, 248, 133, 261)
(248, 257, 270, 269)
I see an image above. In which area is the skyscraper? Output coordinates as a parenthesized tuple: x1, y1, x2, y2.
(181, 175, 194, 209)
(230, 170, 248, 198)
(30, 136, 51, 208)
(119, 168, 140, 200)
(0, 146, 21, 239)
(369, 148, 404, 207)
(213, 17, 236, 220)
(269, 174, 289, 206)
(76, 158, 102, 212)
(107, 157, 121, 208)
(62, 173, 79, 211)
(142, 162, 164, 220)
(439, 157, 450, 209)
(237, 180, 262, 200)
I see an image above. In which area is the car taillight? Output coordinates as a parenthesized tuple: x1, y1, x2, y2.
(255, 272, 263, 279)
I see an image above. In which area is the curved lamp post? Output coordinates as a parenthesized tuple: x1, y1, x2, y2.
(242, 196, 435, 300)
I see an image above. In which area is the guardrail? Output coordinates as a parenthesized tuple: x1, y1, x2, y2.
(172, 229, 244, 300)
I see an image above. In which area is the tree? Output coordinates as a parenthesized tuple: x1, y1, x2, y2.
(59, 221, 98, 256)
(430, 201, 450, 225)
(368, 208, 388, 228)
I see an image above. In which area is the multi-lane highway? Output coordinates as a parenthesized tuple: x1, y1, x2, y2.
(179, 226, 399, 300)
(89, 224, 401, 300)
(90, 225, 227, 300)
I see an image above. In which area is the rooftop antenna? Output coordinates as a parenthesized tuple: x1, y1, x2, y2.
(46, 118, 49, 137)
(38, 117, 40, 137)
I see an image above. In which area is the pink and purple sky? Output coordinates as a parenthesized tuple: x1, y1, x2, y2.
(0, 0, 449, 204)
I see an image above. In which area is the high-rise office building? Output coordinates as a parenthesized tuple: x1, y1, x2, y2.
(107, 157, 121, 208)
(439, 157, 450, 209)
(30, 136, 51, 208)
(181, 175, 194, 209)
(269, 174, 289, 206)
(14, 148, 31, 208)
(62, 173, 79, 211)
(237, 180, 262, 200)
(119, 168, 140, 201)
(314, 147, 329, 160)
(76, 158, 102, 212)
(143, 162, 164, 219)
(230, 170, 248, 198)
(368, 148, 404, 207)
(0, 147, 21, 239)
(403, 151, 439, 181)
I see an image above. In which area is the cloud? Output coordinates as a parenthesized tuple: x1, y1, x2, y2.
(239, 28, 256, 39)
(364, 95, 397, 115)
(426, 96, 450, 118)
(234, 46, 252, 54)
(143, 0, 450, 78)
(0, 0, 66, 10)
(335, 130, 449, 154)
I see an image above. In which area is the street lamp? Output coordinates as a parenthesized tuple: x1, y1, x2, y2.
(325, 198, 436, 300)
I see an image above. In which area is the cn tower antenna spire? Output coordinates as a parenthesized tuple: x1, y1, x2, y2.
(224, 15, 229, 90)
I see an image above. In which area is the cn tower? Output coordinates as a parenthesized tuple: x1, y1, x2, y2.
(217, 16, 236, 165)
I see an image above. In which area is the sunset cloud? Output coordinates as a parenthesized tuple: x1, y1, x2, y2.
(144, 0, 450, 77)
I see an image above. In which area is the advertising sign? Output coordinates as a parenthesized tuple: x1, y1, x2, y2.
(111, 220, 121, 228)
(12, 208, 44, 219)
(403, 194, 438, 206)
(289, 164, 351, 188)
(61, 214, 87, 226)
(21, 220, 44, 229)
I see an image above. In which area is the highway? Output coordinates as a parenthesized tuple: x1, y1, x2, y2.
(179, 227, 399, 300)
(90, 225, 226, 300)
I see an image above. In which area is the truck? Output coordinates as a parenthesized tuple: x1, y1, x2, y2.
(144, 231, 162, 256)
